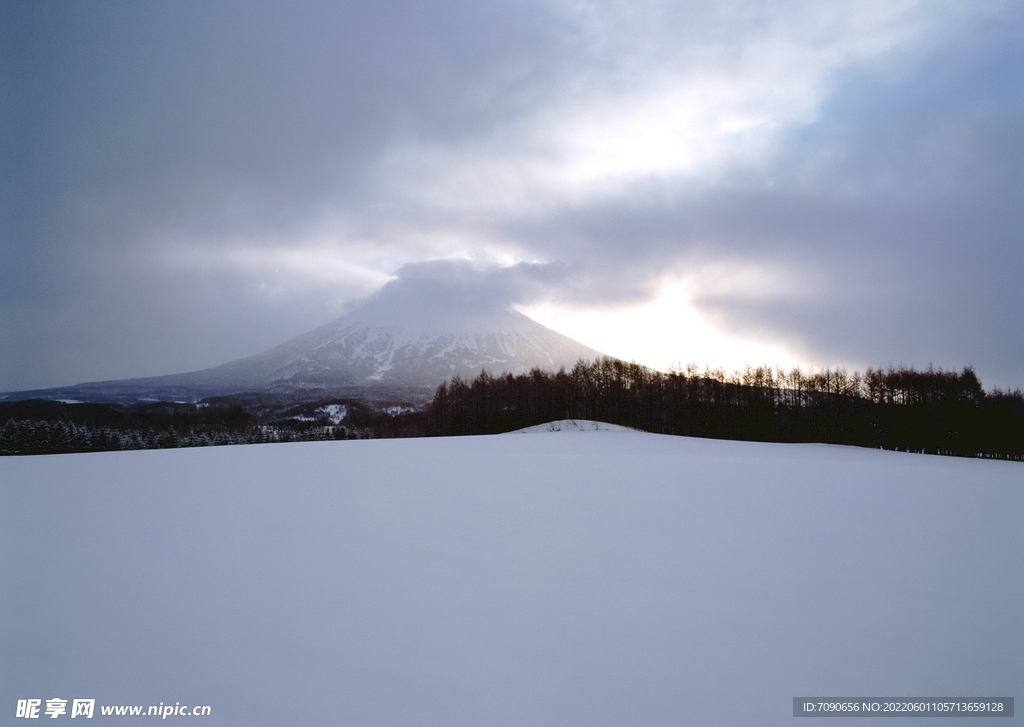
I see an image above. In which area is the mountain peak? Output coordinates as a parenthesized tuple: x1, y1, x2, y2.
(337, 274, 542, 341)
(4, 276, 606, 404)
(253, 282, 604, 389)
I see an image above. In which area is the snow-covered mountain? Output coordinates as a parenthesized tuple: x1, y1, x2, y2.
(177, 279, 605, 391)
(4, 277, 605, 404)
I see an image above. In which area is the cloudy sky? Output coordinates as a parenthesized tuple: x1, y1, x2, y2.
(2, 0, 1022, 392)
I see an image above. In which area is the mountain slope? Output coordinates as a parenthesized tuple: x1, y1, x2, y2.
(2, 278, 606, 404)
(177, 291, 604, 390)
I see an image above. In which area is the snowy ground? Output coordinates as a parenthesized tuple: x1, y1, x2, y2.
(2, 424, 1021, 726)
(511, 419, 636, 433)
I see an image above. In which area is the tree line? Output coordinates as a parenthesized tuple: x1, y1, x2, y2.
(424, 359, 1023, 460)
(2, 359, 1021, 459)
(0, 400, 363, 455)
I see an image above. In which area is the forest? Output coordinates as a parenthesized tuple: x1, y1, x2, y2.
(0, 398, 363, 455)
(425, 360, 1023, 460)
(2, 359, 1021, 460)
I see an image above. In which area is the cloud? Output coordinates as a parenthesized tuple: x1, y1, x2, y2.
(370, 259, 569, 312)
(2, 0, 1022, 390)
(372, 0, 968, 215)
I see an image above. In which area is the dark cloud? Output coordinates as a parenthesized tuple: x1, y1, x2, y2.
(2, 0, 568, 388)
(4, 0, 565, 237)
(692, 18, 1024, 385)
(497, 9, 1024, 386)
(2, 1, 1022, 390)
(366, 259, 569, 314)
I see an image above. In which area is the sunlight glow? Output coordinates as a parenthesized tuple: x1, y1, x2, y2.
(519, 280, 806, 374)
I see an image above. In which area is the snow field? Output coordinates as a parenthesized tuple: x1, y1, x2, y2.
(2, 428, 1021, 726)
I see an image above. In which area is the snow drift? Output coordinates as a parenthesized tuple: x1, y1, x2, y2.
(511, 419, 636, 433)
(2, 428, 1021, 726)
